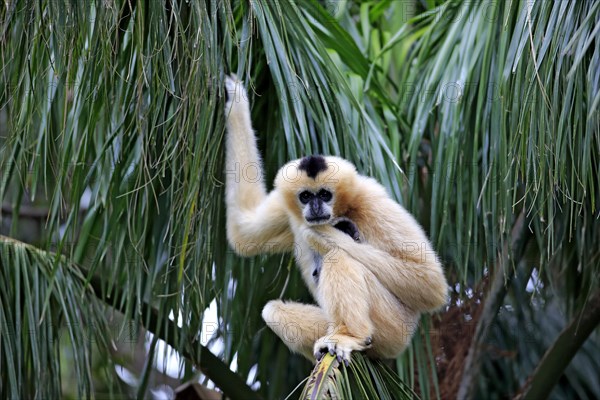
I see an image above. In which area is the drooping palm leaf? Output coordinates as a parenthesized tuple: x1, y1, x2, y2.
(1, 0, 599, 398)
(0, 236, 111, 399)
(368, 0, 599, 397)
(298, 353, 417, 400)
(1, 0, 409, 398)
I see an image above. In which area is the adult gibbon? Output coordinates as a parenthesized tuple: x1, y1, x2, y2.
(224, 75, 448, 363)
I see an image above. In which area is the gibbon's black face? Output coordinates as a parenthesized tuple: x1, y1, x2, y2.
(298, 188, 333, 225)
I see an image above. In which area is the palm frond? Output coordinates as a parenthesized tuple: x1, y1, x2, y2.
(370, 0, 599, 397)
(383, 0, 600, 292)
(297, 353, 416, 400)
(1, 0, 406, 397)
(2, 0, 599, 398)
(0, 236, 111, 399)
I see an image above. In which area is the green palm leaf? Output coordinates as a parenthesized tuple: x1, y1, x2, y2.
(0, 236, 110, 399)
(1, 0, 599, 399)
(298, 353, 417, 400)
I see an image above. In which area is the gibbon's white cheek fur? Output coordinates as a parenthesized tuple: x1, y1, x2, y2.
(223, 75, 449, 363)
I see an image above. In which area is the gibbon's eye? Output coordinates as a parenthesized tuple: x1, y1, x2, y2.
(318, 189, 332, 202)
(299, 191, 313, 204)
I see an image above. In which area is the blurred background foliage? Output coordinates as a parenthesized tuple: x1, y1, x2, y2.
(1, 0, 598, 399)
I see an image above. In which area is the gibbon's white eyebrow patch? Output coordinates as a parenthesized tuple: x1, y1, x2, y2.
(298, 155, 328, 179)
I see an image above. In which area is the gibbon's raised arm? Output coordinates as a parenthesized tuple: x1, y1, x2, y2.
(224, 75, 294, 256)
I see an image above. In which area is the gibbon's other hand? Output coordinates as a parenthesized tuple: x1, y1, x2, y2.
(224, 74, 248, 116)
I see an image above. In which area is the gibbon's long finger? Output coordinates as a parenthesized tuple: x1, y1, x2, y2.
(331, 217, 361, 242)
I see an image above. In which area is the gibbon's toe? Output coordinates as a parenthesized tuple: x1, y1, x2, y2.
(314, 349, 326, 361)
(313, 340, 332, 361)
(313, 337, 330, 360)
(313, 334, 366, 364)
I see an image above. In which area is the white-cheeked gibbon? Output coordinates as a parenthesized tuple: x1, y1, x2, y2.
(224, 75, 448, 364)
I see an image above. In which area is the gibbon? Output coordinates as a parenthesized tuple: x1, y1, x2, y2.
(224, 75, 448, 363)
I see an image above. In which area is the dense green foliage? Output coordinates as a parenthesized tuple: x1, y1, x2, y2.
(1, 1, 598, 399)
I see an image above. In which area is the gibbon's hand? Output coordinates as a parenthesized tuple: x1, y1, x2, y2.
(300, 225, 336, 256)
(224, 74, 249, 116)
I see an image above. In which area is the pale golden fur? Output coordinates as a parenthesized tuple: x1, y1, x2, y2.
(224, 75, 448, 362)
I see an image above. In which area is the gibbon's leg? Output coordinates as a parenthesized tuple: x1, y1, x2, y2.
(313, 250, 374, 363)
(342, 239, 446, 312)
(224, 75, 294, 255)
(362, 269, 419, 359)
(262, 300, 331, 360)
(309, 224, 448, 313)
(304, 225, 419, 360)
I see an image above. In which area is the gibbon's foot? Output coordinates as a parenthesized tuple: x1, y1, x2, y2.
(313, 333, 372, 365)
